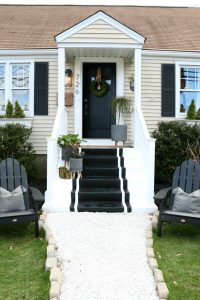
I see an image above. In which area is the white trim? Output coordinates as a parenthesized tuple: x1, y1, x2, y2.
(58, 43, 143, 49)
(0, 49, 57, 56)
(74, 57, 124, 139)
(175, 60, 200, 118)
(58, 48, 65, 107)
(55, 11, 145, 44)
(142, 49, 200, 59)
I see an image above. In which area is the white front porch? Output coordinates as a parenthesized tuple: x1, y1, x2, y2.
(43, 11, 157, 213)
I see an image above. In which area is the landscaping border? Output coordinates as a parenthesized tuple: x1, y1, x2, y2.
(39, 212, 62, 300)
(147, 212, 169, 300)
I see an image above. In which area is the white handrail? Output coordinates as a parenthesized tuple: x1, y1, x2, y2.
(46, 106, 67, 197)
(135, 106, 156, 201)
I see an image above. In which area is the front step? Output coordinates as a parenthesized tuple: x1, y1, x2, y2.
(70, 148, 131, 213)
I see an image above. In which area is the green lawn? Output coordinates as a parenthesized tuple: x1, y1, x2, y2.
(153, 223, 200, 300)
(0, 223, 49, 300)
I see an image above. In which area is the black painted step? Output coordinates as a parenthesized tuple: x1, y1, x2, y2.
(82, 148, 117, 156)
(79, 178, 120, 189)
(77, 200, 124, 212)
(83, 156, 118, 168)
(78, 189, 122, 202)
(82, 167, 119, 178)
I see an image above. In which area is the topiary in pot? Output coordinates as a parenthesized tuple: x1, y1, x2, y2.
(111, 96, 132, 145)
(5, 100, 14, 118)
(13, 101, 25, 118)
(187, 99, 196, 120)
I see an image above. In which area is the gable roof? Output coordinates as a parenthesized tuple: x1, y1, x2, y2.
(0, 5, 200, 52)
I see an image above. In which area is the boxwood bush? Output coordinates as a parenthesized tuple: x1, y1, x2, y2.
(0, 123, 36, 177)
(152, 121, 200, 183)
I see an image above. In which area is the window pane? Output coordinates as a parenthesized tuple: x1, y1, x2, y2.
(0, 65, 5, 88)
(186, 79, 195, 89)
(0, 90, 5, 111)
(180, 91, 200, 112)
(12, 65, 29, 88)
(12, 90, 29, 111)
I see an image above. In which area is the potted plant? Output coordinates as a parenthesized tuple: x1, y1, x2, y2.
(58, 164, 72, 179)
(111, 96, 132, 145)
(57, 133, 84, 161)
(69, 143, 85, 173)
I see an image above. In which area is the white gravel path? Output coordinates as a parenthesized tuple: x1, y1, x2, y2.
(46, 213, 159, 300)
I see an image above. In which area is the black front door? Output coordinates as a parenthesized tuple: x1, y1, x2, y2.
(83, 63, 116, 138)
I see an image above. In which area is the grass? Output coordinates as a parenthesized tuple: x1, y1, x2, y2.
(0, 223, 50, 300)
(153, 223, 200, 300)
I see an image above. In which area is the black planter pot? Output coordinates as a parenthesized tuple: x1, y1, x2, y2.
(69, 158, 83, 172)
(61, 145, 72, 161)
(111, 124, 127, 143)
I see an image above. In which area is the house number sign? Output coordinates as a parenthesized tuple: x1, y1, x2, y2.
(75, 74, 80, 94)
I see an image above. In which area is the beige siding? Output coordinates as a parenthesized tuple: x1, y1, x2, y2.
(30, 55, 58, 154)
(141, 57, 176, 135)
(124, 62, 134, 143)
(63, 20, 138, 45)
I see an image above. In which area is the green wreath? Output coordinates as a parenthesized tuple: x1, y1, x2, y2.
(90, 80, 108, 97)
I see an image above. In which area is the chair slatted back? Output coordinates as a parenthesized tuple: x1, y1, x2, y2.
(170, 160, 200, 209)
(0, 158, 29, 210)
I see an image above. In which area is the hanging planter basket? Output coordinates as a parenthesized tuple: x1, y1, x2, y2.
(58, 167, 72, 179)
(69, 158, 83, 173)
(90, 80, 108, 97)
(61, 145, 72, 161)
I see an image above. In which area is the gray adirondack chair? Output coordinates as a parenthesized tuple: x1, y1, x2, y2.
(154, 160, 200, 237)
(0, 158, 44, 237)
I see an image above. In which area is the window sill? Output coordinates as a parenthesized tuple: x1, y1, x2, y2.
(0, 117, 33, 128)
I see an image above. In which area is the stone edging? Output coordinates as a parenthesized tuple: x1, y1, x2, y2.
(147, 211, 169, 300)
(39, 212, 62, 300)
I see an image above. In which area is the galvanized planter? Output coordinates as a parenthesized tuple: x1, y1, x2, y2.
(111, 124, 127, 143)
(61, 145, 72, 161)
(69, 158, 83, 173)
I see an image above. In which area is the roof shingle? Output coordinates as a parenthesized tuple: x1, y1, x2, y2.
(0, 5, 200, 51)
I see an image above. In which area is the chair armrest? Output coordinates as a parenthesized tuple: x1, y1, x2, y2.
(29, 186, 44, 202)
(154, 187, 172, 200)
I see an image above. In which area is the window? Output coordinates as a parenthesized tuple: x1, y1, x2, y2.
(0, 61, 33, 116)
(11, 64, 30, 112)
(179, 66, 200, 114)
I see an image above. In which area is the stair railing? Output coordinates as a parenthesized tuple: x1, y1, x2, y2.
(45, 106, 67, 203)
(134, 106, 156, 203)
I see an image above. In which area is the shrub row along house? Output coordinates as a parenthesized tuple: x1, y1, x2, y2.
(0, 5, 200, 212)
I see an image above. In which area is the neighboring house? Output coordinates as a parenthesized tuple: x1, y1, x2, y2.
(0, 5, 200, 212)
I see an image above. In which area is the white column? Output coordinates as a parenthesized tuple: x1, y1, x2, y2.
(133, 48, 142, 144)
(58, 47, 65, 107)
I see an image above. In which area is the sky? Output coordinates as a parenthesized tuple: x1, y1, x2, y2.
(0, 0, 200, 6)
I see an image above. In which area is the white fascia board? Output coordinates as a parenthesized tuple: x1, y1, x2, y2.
(57, 43, 143, 49)
(142, 49, 200, 59)
(0, 49, 57, 56)
(55, 11, 145, 45)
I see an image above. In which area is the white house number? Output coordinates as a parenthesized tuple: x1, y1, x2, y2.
(75, 74, 80, 94)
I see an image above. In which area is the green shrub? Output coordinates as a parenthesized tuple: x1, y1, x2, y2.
(0, 123, 36, 177)
(187, 99, 196, 119)
(152, 121, 200, 183)
(13, 101, 25, 118)
(5, 100, 13, 118)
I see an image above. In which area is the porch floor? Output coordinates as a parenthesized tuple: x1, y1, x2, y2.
(46, 213, 159, 300)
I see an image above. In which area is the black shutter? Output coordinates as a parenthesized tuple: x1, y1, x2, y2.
(34, 62, 48, 115)
(161, 64, 175, 117)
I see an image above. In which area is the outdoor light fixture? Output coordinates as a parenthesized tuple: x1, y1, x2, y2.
(65, 69, 73, 87)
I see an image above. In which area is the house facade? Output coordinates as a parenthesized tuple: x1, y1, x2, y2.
(1, 5, 200, 212)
